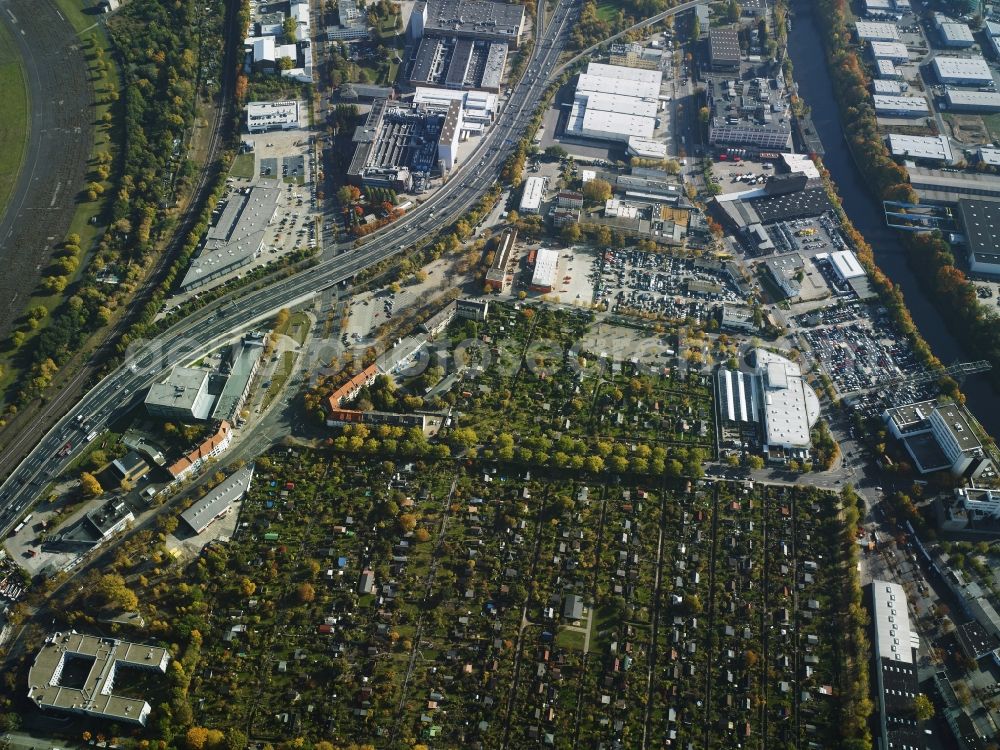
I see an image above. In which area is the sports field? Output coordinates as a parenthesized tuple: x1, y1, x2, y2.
(0, 22, 28, 222)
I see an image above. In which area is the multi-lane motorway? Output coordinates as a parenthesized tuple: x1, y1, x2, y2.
(0, 0, 578, 535)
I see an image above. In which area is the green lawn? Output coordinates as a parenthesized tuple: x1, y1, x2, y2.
(983, 113, 1000, 143)
(596, 2, 618, 22)
(554, 626, 586, 651)
(0, 23, 28, 224)
(231, 152, 255, 179)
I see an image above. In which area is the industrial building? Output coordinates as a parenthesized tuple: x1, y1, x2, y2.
(56, 497, 136, 548)
(566, 63, 662, 143)
(413, 88, 497, 126)
(886, 133, 953, 163)
(755, 348, 820, 457)
(716, 368, 759, 423)
(872, 94, 930, 117)
(181, 464, 255, 535)
(485, 227, 516, 290)
(145, 366, 215, 422)
(707, 77, 792, 151)
(872, 78, 903, 94)
(869, 40, 908, 61)
(519, 175, 546, 214)
(609, 42, 664, 71)
(438, 100, 463, 171)
(829, 249, 866, 282)
(934, 13, 975, 47)
(708, 28, 740, 69)
(407, 0, 526, 47)
(180, 183, 281, 291)
(246, 101, 301, 133)
(28, 632, 171, 726)
(876, 58, 901, 78)
(868, 581, 928, 750)
(855, 21, 901, 41)
(408, 36, 508, 92)
(932, 55, 995, 85)
(908, 166, 1000, 203)
(977, 146, 1000, 166)
(958, 199, 1000, 274)
(884, 400, 993, 477)
(944, 89, 1000, 113)
(530, 248, 558, 293)
(347, 99, 446, 192)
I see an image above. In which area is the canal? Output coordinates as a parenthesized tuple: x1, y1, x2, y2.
(786, 0, 1000, 438)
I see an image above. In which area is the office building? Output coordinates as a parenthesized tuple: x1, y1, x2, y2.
(56, 497, 136, 548)
(884, 400, 992, 476)
(327, 0, 369, 39)
(959, 198, 1000, 273)
(181, 464, 255, 535)
(246, 101, 301, 132)
(212, 333, 266, 421)
(609, 42, 664, 71)
(408, 0, 526, 47)
(438, 100, 462, 170)
(869, 581, 928, 750)
(707, 77, 793, 151)
(180, 183, 281, 291)
(28, 632, 171, 726)
(530, 248, 558, 293)
(145, 366, 214, 422)
(456, 298, 489, 321)
(933, 56, 994, 85)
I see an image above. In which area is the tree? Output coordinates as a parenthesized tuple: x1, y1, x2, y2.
(224, 729, 248, 750)
(278, 56, 295, 71)
(582, 178, 612, 203)
(913, 693, 934, 721)
(0, 713, 21, 731)
(399, 513, 417, 532)
(297, 582, 316, 603)
(748, 454, 765, 470)
(560, 223, 582, 243)
(240, 577, 256, 596)
(726, 0, 741, 22)
(186, 727, 210, 750)
(80, 471, 103, 497)
(96, 573, 138, 610)
(544, 145, 568, 160)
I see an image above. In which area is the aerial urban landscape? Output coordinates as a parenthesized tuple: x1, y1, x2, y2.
(4, 0, 1000, 747)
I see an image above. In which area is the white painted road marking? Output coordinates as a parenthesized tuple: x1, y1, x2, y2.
(5, 9, 15, 22)
(50, 182, 61, 207)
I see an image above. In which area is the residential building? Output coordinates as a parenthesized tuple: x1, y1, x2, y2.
(325, 365, 379, 412)
(456, 298, 489, 321)
(167, 421, 234, 483)
(485, 227, 516, 291)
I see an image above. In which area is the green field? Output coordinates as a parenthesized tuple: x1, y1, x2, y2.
(0, 23, 29, 223)
(230, 151, 255, 179)
(596, 1, 618, 21)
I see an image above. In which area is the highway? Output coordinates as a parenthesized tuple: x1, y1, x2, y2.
(0, 0, 578, 535)
(0, 0, 707, 535)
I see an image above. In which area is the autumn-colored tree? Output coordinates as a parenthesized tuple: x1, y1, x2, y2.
(297, 582, 316, 603)
(80, 471, 103, 498)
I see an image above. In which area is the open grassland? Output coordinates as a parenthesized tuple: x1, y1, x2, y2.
(0, 23, 29, 222)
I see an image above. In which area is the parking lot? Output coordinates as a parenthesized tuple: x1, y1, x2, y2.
(596, 248, 740, 323)
(710, 158, 773, 195)
(798, 309, 924, 396)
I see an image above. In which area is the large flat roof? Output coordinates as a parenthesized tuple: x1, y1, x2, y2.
(585, 61, 662, 84)
(531, 248, 558, 289)
(756, 349, 821, 450)
(887, 133, 952, 161)
(422, 0, 525, 39)
(945, 89, 1000, 110)
(933, 55, 993, 81)
(575, 91, 658, 118)
(855, 21, 900, 40)
(830, 249, 866, 279)
(519, 175, 545, 212)
(869, 41, 908, 59)
(28, 632, 170, 726)
(958, 198, 1000, 260)
(873, 94, 930, 113)
(575, 72, 661, 99)
(872, 580, 917, 663)
(181, 464, 255, 534)
(934, 402, 981, 452)
(145, 366, 212, 418)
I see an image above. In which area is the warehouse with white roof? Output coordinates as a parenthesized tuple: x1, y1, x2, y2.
(530, 248, 558, 292)
(756, 349, 821, 456)
(855, 21, 900, 41)
(945, 89, 1000, 113)
(829, 250, 866, 282)
(876, 59, 901, 78)
(932, 56, 994, 85)
(886, 133, 953, 162)
(869, 41, 909, 61)
(567, 62, 662, 143)
(873, 94, 929, 116)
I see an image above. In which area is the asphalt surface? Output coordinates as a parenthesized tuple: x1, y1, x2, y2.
(0, 0, 709, 534)
(0, 0, 94, 337)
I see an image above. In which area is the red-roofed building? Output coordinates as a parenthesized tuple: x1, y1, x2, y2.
(168, 421, 233, 483)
